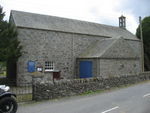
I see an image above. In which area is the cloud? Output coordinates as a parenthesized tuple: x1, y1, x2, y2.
(117, 0, 150, 18)
(115, 0, 150, 33)
(0, 0, 149, 34)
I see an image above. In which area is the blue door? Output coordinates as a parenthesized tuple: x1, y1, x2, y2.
(80, 61, 92, 78)
(27, 61, 35, 72)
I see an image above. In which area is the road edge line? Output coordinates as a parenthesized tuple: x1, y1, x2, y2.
(143, 93, 150, 98)
(101, 106, 119, 113)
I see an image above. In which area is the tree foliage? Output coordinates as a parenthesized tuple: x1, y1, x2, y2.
(136, 16, 150, 46)
(136, 16, 150, 71)
(0, 6, 22, 62)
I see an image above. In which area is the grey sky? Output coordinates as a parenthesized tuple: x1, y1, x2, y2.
(0, 0, 149, 34)
(118, 0, 150, 18)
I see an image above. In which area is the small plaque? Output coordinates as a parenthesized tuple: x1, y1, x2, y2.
(37, 67, 43, 72)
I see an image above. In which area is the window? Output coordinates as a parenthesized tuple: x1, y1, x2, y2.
(45, 61, 54, 72)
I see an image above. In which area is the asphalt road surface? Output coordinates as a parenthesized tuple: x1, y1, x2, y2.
(17, 82, 150, 113)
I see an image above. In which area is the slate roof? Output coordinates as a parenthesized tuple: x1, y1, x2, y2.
(10, 10, 138, 40)
(79, 39, 115, 58)
(79, 37, 138, 58)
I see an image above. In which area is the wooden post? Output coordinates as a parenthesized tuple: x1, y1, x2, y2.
(139, 16, 144, 72)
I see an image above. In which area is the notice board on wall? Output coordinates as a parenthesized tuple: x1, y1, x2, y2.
(27, 61, 35, 72)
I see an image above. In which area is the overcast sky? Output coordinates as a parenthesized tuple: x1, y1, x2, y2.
(0, 0, 150, 34)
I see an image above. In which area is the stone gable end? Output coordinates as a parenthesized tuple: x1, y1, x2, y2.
(100, 37, 138, 59)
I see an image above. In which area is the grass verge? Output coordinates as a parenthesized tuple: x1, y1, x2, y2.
(19, 80, 150, 105)
(16, 94, 32, 102)
(80, 80, 150, 96)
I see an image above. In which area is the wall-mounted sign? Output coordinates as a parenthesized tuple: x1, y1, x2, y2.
(27, 61, 35, 72)
(37, 66, 43, 72)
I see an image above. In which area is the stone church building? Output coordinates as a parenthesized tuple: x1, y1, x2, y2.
(10, 10, 142, 86)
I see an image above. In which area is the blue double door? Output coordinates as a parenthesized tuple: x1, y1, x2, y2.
(79, 61, 92, 78)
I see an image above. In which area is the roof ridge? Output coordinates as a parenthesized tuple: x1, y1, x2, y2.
(10, 10, 138, 40)
(11, 10, 120, 29)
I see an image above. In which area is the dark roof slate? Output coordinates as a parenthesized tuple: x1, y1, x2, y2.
(10, 10, 138, 40)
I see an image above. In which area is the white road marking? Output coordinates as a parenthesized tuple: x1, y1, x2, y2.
(101, 106, 119, 113)
(143, 93, 150, 98)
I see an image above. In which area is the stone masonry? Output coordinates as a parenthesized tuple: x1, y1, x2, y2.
(32, 73, 150, 101)
(10, 10, 142, 86)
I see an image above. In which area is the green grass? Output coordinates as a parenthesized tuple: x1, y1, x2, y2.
(16, 94, 32, 102)
(0, 62, 6, 76)
(0, 71, 6, 77)
(80, 80, 150, 96)
(80, 89, 105, 96)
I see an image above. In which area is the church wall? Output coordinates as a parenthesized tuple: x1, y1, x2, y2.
(16, 28, 105, 85)
(127, 40, 142, 72)
(99, 59, 140, 78)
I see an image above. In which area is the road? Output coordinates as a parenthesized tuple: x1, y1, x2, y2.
(17, 82, 150, 113)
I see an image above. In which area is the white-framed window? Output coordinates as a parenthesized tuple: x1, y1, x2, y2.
(45, 61, 54, 72)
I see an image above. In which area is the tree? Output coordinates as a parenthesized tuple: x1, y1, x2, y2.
(0, 6, 22, 79)
(136, 16, 150, 71)
(0, 6, 22, 62)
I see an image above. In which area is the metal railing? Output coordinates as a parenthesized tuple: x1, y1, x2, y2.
(0, 77, 16, 86)
(10, 84, 32, 102)
(0, 78, 33, 102)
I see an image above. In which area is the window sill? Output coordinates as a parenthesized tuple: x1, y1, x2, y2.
(44, 70, 54, 72)
(44, 70, 60, 73)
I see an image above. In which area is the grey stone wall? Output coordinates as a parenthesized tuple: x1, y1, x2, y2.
(16, 28, 105, 85)
(99, 59, 140, 78)
(76, 58, 140, 78)
(32, 73, 150, 101)
(127, 40, 142, 72)
(16, 27, 141, 86)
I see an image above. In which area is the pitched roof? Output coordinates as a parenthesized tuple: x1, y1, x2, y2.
(79, 37, 138, 58)
(79, 39, 115, 58)
(10, 10, 138, 40)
